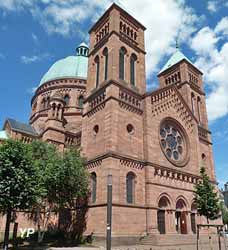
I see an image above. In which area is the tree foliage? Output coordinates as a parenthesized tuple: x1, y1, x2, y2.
(28, 141, 89, 243)
(0, 139, 43, 249)
(220, 201, 228, 226)
(0, 139, 42, 212)
(194, 167, 220, 222)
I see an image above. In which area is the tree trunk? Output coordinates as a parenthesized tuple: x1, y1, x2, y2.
(3, 208, 12, 250)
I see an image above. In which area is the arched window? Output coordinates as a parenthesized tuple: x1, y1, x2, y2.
(46, 96, 50, 108)
(126, 172, 135, 204)
(157, 196, 170, 234)
(130, 54, 137, 86)
(119, 47, 127, 80)
(78, 96, 84, 109)
(91, 172, 97, 203)
(42, 98, 46, 109)
(95, 56, 100, 88)
(197, 96, 201, 123)
(191, 93, 195, 115)
(103, 48, 108, 81)
(64, 95, 70, 106)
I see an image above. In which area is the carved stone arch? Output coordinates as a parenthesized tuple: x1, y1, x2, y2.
(175, 195, 189, 210)
(157, 193, 173, 209)
(191, 201, 197, 212)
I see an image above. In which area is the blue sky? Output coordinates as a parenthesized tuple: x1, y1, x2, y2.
(0, 0, 228, 187)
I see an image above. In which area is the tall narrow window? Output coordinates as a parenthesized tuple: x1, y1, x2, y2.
(91, 172, 97, 203)
(79, 96, 84, 109)
(157, 210, 166, 234)
(126, 172, 135, 204)
(197, 97, 201, 123)
(130, 54, 137, 86)
(64, 95, 70, 106)
(95, 56, 100, 88)
(103, 48, 108, 81)
(157, 196, 170, 234)
(119, 47, 127, 80)
(191, 93, 195, 115)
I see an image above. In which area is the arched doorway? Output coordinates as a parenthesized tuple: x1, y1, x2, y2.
(175, 199, 188, 234)
(157, 196, 170, 234)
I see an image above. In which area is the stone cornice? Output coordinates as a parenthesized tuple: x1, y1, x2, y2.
(84, 79, 143, 103)
(85, 151, 203, 181)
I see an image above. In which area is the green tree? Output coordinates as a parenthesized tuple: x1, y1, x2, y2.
(220, 201, 228, 227)
(194, 167, 220, 223)
(28, 140, 61, 243)
(29, 142, 89, 243)
(0, 139, 42, 250)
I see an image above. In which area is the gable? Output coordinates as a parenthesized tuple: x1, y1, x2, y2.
(149, 84, 198, 134)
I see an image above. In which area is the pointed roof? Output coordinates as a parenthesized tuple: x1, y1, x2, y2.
(5, 118, 38, 137)
(159, 49, 193, 74)
(78, 42, 89, 48)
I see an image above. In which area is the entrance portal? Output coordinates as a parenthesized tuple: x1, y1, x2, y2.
(176, 199, 188, 234)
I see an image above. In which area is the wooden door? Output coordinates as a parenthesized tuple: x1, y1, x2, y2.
(180, 212, 187, 234)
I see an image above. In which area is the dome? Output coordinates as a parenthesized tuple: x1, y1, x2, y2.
(39, 43, 89, 86)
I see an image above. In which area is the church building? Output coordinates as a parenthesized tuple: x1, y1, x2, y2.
(0, 3, 219, 245)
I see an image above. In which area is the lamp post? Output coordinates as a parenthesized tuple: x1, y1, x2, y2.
(106, 174, 112, 250)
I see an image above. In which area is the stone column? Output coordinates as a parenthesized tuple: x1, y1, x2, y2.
(166, 210, 176, 234)
(187, 211, 193, 235)
(146, 208, 159, 235)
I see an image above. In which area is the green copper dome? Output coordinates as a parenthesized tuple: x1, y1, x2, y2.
(159, 49, 192, 74)
(39, 43, 89, 86)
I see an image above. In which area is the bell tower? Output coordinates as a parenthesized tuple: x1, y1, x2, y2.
(82, 3, 146, 235)
(86, 3, 146, 95)
(158, 48, 208, 129)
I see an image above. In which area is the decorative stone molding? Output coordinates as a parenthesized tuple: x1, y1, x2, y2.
(119, 88, 143, 115)
(154, 165, 199, 184)
(86, 159, 103, 169)
(150, 85, 195, 133)
(120, 158, 144, 170)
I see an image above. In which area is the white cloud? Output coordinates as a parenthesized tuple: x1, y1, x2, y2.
(2, 0, 228, 122)
(215, 17, 228, 36)
(20, 53, 49, 64)
(191, 27, 218, 56)
(0, 0, 199, 77)
(191, 22, 228, 122)
(117, 0, 200, 77)
(207, 1, 219, 13)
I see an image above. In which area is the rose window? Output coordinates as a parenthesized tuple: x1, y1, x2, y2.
(159, 120, 189, 166)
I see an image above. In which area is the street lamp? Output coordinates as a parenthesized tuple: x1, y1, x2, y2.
(106, 174, 112, 250)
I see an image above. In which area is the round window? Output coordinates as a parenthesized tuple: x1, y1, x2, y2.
(159, 119, 189, 167)
(127, 124, 134, 135)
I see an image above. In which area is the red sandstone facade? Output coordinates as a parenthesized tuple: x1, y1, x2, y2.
(0, 3, 220, 245)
